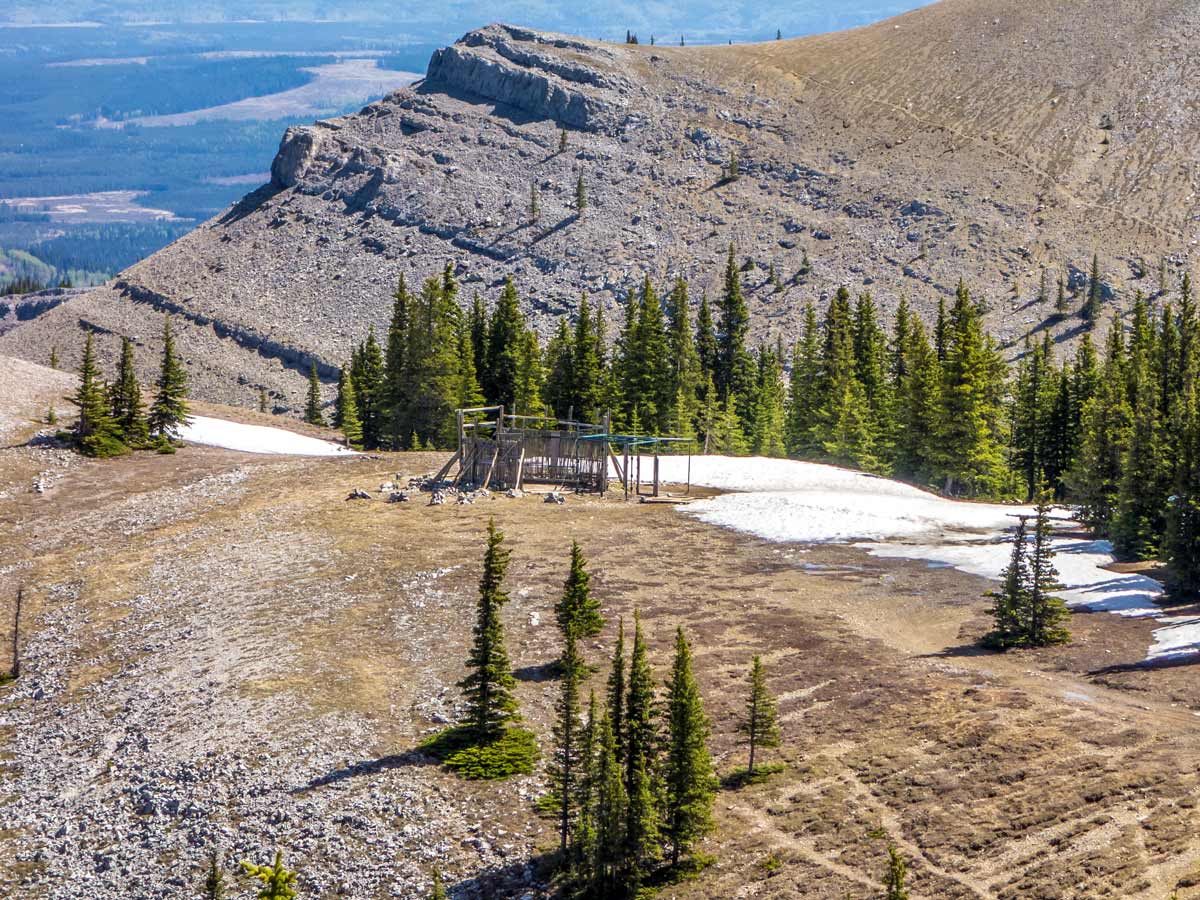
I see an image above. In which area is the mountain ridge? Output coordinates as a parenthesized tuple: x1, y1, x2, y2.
(5, 3, 1198, 412)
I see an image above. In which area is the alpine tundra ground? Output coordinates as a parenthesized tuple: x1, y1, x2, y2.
(3, 357, 1200, 900)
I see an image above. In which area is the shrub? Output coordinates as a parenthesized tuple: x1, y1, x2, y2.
(420, 724, 538, 780)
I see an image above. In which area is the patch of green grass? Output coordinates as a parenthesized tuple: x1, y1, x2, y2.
(758, 852, 783, 874)
(420, 724, 538, 780)
(533, 791, 561, 816)
(721, 762, 786, 789)
(0, 672, 13, 687)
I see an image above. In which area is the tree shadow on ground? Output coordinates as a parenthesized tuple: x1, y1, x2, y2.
(293, 748, 431, 793)
(514, 662, 560, 682)
(443, 854, 557, 900)
(529, 215, 579, 245)
(216, 183, 282, 226)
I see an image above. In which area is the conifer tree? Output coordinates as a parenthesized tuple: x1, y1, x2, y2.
(893, 315, 941, 483)
(49, 346, 58, 369)
(623, 612, 659, 885)
(337, 367, 363, 449)
(46, 402, 56, 425)
(572, 690, 599, 873)
(110, 336, 149, 447)
(544, 318, 575, 418)
(786, 303, 821, 456)
(384, 275, 412, 448)
(575, 175, 588, 215)
(240, 851, 297, 900)
(559, 129, 568, 154)
(203, 848, 225, 900)
(428, 871, 446, 900)
(983, 518, 1029, 649)
(883, 845, 910, 900)
(936, 282, 1006, 496)
(1083, 253, 1103, 321)
(549, 629, 585, 854)
(1165, 391, 1200, 600)
(571, 293, 605, 422)
(587, 710, 627, 897)
(355, 326, 386, 448)
(485, 277, 525, 408)
(607, 619, 626, 765)
(258, 388, 268, 414)
(556, 541, 604, 639)
(934, 296, 949, 362)
(530, 180, 540, 223)
(1113, 353, 1164, 559)
(303, 363, 324, 426)
(460, 518, 519, 740)
(710, 393, 750, 455)
(1068, 327, 1130, 534)
(148, 316, 189, 440)
(694, 291, 718, 387)
(1038, 267, 1048, 306)
(454, 312, 485, 412)
(665, 277, 701, 433)
(738, 655, 780, 776)
(70, 330, 127, 458)
(1026, 484, 1071, 646)
(1055, 274, 1069, 319)
(469, 290, 488, 394)
(750, 345, 786, 457)
(663, 627, 715, 867)
(716, 245, 754, 424)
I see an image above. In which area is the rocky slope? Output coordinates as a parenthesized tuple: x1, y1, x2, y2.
(6, 2, 1200, 412)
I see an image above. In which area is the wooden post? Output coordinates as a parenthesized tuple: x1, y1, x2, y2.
(515, 448, 526, 490)
(452, 447, 477, 488)
(481, 447, 501, 491)
(432, 448, 462, 484)
(9, 586, 21, 680)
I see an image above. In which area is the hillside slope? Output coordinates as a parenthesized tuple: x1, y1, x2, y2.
(5, 1, 1199, 411)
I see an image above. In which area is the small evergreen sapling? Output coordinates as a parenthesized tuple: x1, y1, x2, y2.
(663, 627, 716, 868)
(460, 518, 520, 739)
(559, 129, 568, 153)
(883, 845, 910, 900)
(428, 871, 446, 900)
(337, 368, 363, 449)
(203, 848, 225, 899)
(259, 387, 268, 414)
(737, 655, 780, 776)
(240, 851, 297, 900)
(575, 175, 587, 214)
(49, 346, 58, 369)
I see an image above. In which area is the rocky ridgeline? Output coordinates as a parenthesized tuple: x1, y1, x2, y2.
(0, 18, 1172, 413)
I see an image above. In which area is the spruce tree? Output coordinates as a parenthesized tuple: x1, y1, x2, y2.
(49, 346, 58, 369)
(663, 627, 715, 868)
(572, 294, 605, 422)
(258, 388, 268, 414)
(716, 244, 754, 425)
(530, 179, 540, 223)
(750, 345, 786, 457)
(575, 175, 588, 215)
(303, 363, 324, 426)
(1067, 327, 1130, 534)
(934, 296, 948, 362)
(936, 281, 1006, 496)
(559, 129, 568, 153)
(337, 367, 363, 450)
(356, 326, 386, 448)
(1026, 484, 1071, 646)
(384, 274, 412, 448)
(240, 851, 297, 900)
(1055, 274, 1068, 319)
(738, 655, 780, 776)
(893, 315, 941, 483)
(1165, 392, 1200, 600)
(556, 541, 604, 639)
(204, 848, 225, 899)
(1113, 354, 1164, 559)
(148, 316, 189, 440)
(587, 710, 628, 897)
(549, 629, 584, 853)
(460, 518, 520, 740)
(485, 277, 525, 408)
(883, 845, 910, 900)
(622, 612, 659, 886)
(70, 330, 127, 458)
(110, 336, 149, 447)
(785, 303, 821, 456)
(572, 690, 599, 873)
(607, 619, 626, 765)
(1083, 253, 1103, 321)
(469, 290, 488, 395)
(428, 872, 446, 900)
(665, 277, 701, 434)
(983, 518, 1029, 649)
(694, 291, 718, 386)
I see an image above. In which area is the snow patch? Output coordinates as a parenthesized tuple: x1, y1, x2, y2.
(651, 455, 1198, 662)
(178, 415, 356, 457)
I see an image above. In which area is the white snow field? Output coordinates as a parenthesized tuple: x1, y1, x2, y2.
(178, 415, 356, 457)
(643, 455, 1197, 662)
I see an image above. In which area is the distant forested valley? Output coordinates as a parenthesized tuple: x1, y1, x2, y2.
(0, 21, 434, 290)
